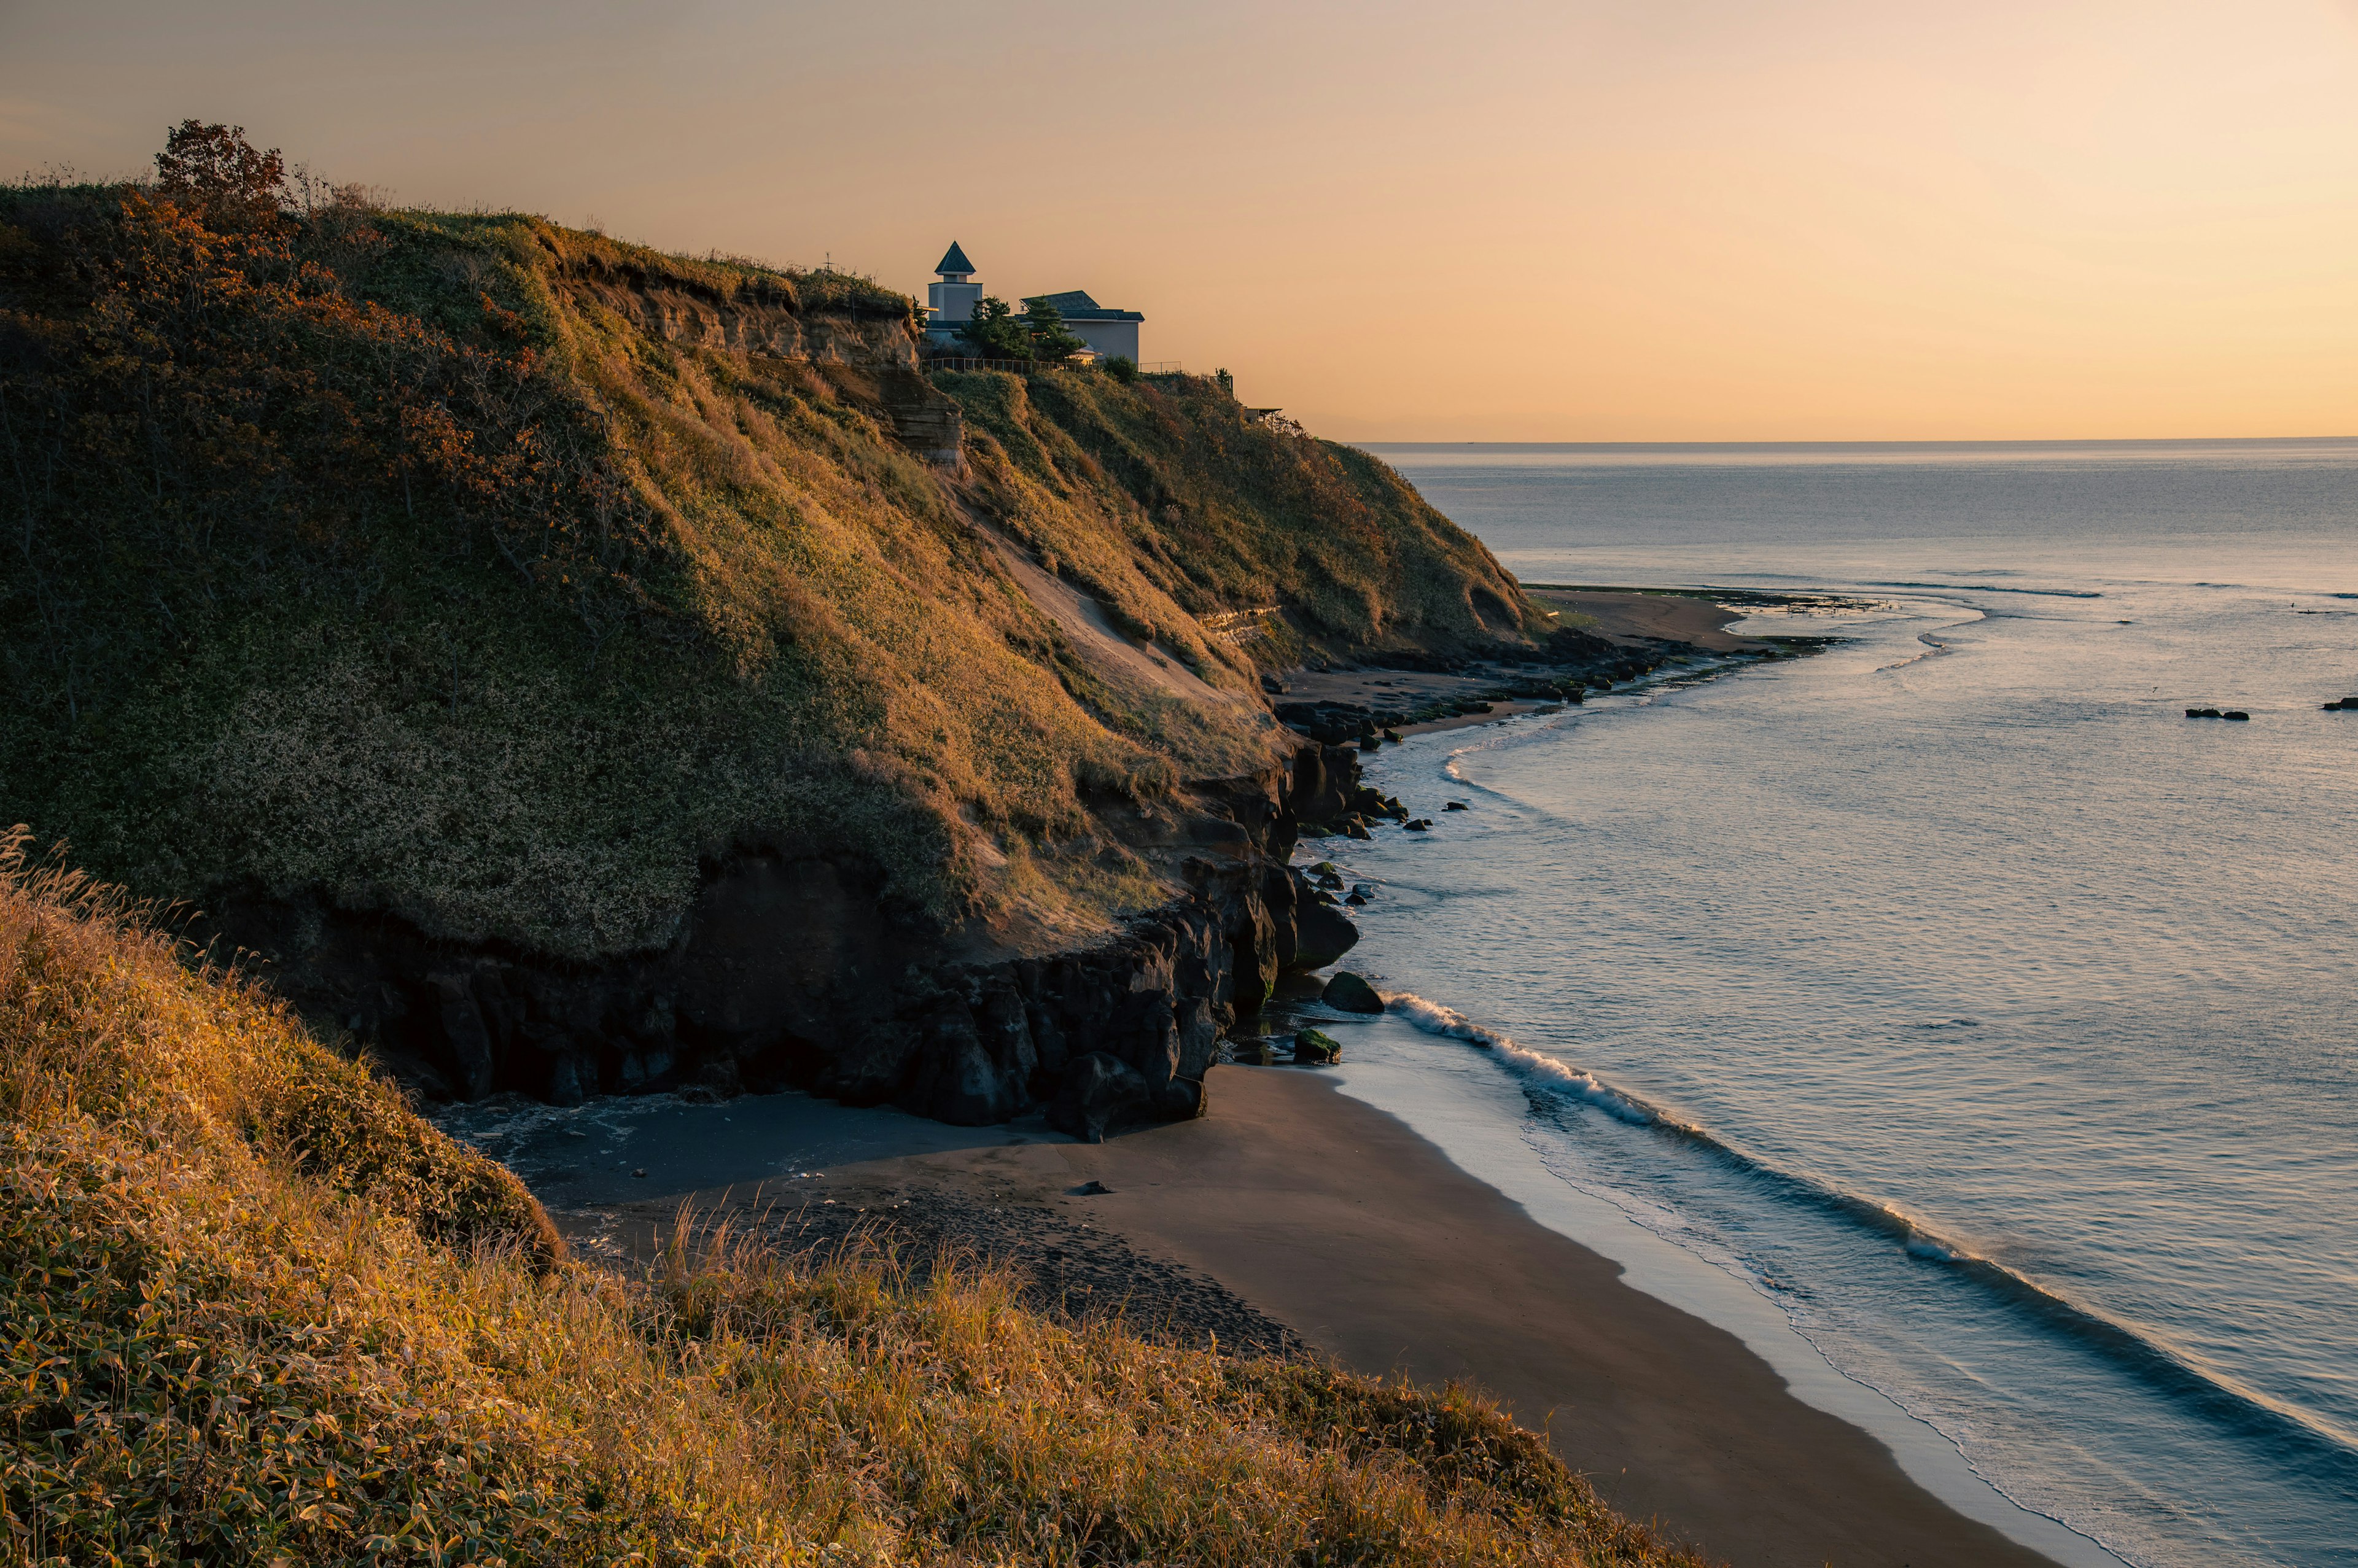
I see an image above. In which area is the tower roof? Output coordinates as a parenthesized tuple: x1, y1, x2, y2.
(935, 241, 975, 276)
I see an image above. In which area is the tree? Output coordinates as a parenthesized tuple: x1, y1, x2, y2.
(957, 296, 1032, 360)
(154, 120, 287, 230)
(1105, 355, 1138, 384)
(1019, 297, 1089, 363)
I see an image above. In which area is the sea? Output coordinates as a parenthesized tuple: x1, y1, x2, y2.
(1310, 440, 2358, 1568)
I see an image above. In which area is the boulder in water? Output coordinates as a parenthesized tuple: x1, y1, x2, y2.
(1322, 971, 1385, 1014)
(2224, 710, 2251, 721)
(1293, 1028, 1342, 1065)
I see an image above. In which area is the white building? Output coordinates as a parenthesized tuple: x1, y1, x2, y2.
(925, 241, 981, 334)
(920, 242, 1144, 361)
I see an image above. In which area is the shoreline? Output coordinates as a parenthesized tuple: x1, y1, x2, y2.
(564, 1068, 2074, 1568)
(500, 587, 2071, 1565)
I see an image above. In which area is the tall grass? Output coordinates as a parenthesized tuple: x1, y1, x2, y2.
(0, 837, 1708, 1566)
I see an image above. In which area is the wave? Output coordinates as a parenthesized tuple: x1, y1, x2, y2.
(1387, 993, 1662, 1125)
(1382, 989, 2358, 1477)
(1874, 580, 2105, 599)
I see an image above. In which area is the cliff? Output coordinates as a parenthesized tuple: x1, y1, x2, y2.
(0, 172, 1618, 1124)
(0, 839, 1703, 1567)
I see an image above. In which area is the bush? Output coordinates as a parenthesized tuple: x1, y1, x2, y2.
(1105, 353, 1138, 383)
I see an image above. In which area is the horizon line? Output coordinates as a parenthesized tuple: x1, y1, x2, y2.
(1348, 434, 2358, 448)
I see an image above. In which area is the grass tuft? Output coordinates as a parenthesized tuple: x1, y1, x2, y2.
(0, 837, 1708, 1566)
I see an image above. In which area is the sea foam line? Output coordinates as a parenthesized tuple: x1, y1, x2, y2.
(1379, 989, 2358, 1469)
(1386, 992, 1663, 1128)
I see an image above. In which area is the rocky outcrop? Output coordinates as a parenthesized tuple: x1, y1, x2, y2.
(1321, 971, 1384, 1015)
(222, 742, 1368, 1135)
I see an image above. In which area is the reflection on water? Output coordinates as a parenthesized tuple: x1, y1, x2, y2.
(1321, 440, 2358, 1568)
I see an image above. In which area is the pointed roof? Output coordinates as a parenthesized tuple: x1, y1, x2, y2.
(935, 241, 975, 277)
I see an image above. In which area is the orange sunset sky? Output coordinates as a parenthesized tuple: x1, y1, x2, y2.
(4, 0, 2356, 441)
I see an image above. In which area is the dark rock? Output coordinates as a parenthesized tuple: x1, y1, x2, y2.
(1049, 1052, 1152, 1143)
(203, 734, 1406, 1136)
(1358, 735, 1381, 751)
(1293, 897, 1360, 969)
(632, 1168, 648, 1178)
(1444, 801, 1468, 811)
(1322, 971, 1385, 1014)
(1308, 862, 1345, 890)
(1344, 893, 1367, 906)
(1293, 1028, 1341, 1065)
(1072, 1179, 1115, 1195)
(1260, 674, 1288, 694)
(2224, 710, 2250, 721)
(1404, 819, 1430, 831)
(545, 1054, 588, 1108)
(1382, 728, 1403, 742)
(429, 972, 498, 1101)
(1344, 819, 1372, 840)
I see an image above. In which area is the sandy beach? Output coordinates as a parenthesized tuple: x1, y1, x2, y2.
(562, 1064, 2064, 1568)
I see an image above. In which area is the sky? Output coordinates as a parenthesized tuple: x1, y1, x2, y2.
(4, 0, 2356, 441)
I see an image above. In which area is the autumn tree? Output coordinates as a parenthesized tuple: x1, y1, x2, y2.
(153, 120, 287, 230)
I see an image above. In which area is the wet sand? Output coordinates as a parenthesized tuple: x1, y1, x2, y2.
(1523, 586, 1771, 652)
(578, 1068, 2065, 1568)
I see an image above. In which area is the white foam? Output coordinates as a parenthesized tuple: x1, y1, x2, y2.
(1385, 991, 1662, 1127)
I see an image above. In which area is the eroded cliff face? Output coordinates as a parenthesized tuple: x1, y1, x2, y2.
(559, 265, 919, 367)
(227, 743, 1366, 1132)
(4, 195, 1573, 1136)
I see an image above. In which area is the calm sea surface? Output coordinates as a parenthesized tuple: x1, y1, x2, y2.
(1320, 441, 2358, 1567)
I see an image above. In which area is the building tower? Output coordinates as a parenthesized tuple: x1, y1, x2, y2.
(927, 242, 981, 338)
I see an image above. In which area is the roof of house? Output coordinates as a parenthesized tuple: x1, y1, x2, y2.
(935, 241, 975, 276)
(1027, 289, 1145, 322)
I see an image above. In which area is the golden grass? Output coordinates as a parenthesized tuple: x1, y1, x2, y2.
(0, 839, 1711, 1567)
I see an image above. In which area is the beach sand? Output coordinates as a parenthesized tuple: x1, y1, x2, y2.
(572, 1066, 2064, 1568)
(534, 586, 2047, 1566)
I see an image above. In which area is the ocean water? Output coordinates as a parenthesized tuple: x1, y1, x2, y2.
(1310, 440, 2358, 1567)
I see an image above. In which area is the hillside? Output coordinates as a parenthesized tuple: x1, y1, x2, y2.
(0, 134, 1616, 1120)
(0, 839, 1707, 1567)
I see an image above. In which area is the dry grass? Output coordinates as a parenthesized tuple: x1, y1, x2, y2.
(1, 188, 1294, 960)
(0, 837, 1709, 1567)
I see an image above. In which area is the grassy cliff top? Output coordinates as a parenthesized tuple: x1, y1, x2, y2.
(0, 842, 1706, 1566)
(1, 156, 1545, 963)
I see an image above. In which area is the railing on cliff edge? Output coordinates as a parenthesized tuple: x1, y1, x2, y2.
(922, 357, 1193, 377)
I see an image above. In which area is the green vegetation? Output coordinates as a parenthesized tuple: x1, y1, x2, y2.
(952, 295, 1088, 363)
(0, 123, 1543, 968)
(1, 841, 1705, 1566)
(945, 368, 1540, 671)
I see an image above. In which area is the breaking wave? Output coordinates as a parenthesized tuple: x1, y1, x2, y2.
(1380, 989, 2358, 1473)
